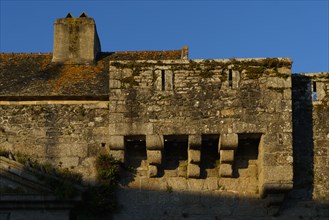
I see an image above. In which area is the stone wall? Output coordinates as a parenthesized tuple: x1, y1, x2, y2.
(1, 57, 328, 219)
(292, 73, 329, 201)
(0, 101, 109, 182)
(108, 58, 294, 200)
(0, 210, 71, 220)
(311, 74, 329, 200)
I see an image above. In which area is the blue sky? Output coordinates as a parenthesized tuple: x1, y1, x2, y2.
(1, 0, 328, 73)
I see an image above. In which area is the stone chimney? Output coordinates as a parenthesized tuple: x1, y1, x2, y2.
(52, 12, 101, 64)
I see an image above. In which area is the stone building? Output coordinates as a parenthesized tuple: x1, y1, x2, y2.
(0, 13, 328, 220)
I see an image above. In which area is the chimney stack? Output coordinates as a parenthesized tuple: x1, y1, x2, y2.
(52, 12, 101, 64)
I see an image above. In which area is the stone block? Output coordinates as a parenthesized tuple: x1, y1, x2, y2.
(140, 178, 166, 191)
(188, 149, 201, 164)
(146, 134, 164, 150)
(111, 123, 153, 135)
(187, 164, 200, 178)
(187, 178, 204, 191)
(204, 177, 219, 190)
(148, 165, 158, 178)
(316, 82, 326, 101)
(109, 79, 122, 89)
(178, 162, 187, 177)
(263, 165, 293, 183)
(220, 164, 233, 177)
(277, 67, 291, 74)
(221, 109, 235, 117)
(220, 150, 235, 163)
(265, 193, 285, 207)
(109, 150, 124, 162)
(167, 177, 187, 191)
(56, 157, 79, 168)
(109, 135, 124, 150)
(267, 206, 280, 216)
(147, 150, 162, 165)
(109, 89, 125, 100)
(108, 113, 124, 123)
(219, 133, 238, 150)
(188, 134, 201, 150)
(283, 89, 292, 100)
(266, 77, 291, 89)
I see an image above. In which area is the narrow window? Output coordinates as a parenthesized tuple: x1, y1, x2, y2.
(228, 69, 233, 87)
(313, 81, 317, 101)
(172, 73, 175, 90)
(161, 70, 165, 91)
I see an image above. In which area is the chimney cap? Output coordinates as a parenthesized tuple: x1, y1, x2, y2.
(79, 12, 89, 18)
(65, 12, 73, 18)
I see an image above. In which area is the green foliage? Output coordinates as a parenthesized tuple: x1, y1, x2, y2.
(166, 185, 173, 193)
(82, 184, 118, 214)
(57, 168, 82, 184)
(38, 174, 79, 199)
(95, 154, 120, 185)
(1, 151, 122, 216)
(78, 154, 121, 217)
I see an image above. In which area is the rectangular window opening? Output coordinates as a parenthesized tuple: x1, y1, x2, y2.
(161, 70, 165, 91)
(228, 69, 233, 87)
(313, 81, 317, 101)
(124, 135, 147, 169)
(233, 133, 261, 178)
(163, 135, 188, 170)
(200, 134, 220, 178)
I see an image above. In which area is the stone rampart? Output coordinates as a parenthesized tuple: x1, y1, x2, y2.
(108, 58, 293, 199)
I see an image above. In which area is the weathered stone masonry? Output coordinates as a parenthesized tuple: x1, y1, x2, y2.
(0, 102, 110, 183)
(292, 73, 329, 201)
(0, 13, 328, 219)
(108, 59, 294, 197)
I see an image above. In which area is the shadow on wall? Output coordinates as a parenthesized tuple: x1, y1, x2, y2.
(291, 75, 314, 200)
(108, 187, 328, 220)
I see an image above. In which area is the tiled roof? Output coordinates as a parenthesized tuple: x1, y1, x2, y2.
(0, 53, 108, 99)
(0, 50, 183, 99)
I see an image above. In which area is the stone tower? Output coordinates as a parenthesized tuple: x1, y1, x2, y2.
(52, 12, 101, 64)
